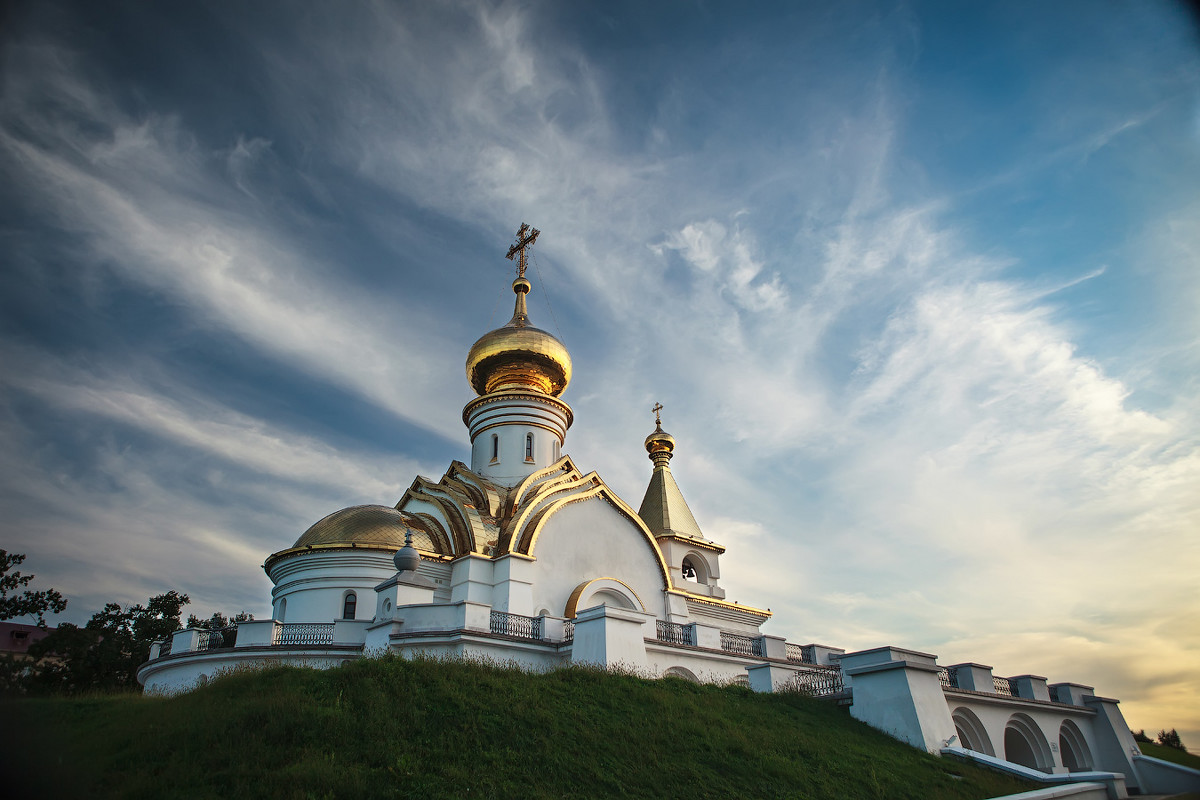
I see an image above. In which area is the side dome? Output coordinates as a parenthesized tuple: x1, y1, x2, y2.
(465, 277, 572, 397)
(292, 505, 412, 549)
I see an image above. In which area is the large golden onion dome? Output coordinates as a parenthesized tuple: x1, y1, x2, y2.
(292, 505, 414, 549)
(465, 276, 572, 397)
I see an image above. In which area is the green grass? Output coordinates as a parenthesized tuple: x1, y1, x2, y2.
(1138, 740, 1200, 771)
(2, 655, 1036, 800)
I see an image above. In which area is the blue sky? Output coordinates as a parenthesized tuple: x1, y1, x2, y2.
(2, 1, 1198, 740)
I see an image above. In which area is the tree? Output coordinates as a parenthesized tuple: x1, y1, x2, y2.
(0, 550, 66, 626)
(186, 610, 254, 630)
(1157, 729, 1187, 752)
(26, 590, 189, 693)
(1131, 729, 1153, 743)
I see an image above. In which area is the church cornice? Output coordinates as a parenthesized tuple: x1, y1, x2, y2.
(668, 589, 772, 619)
(263, 542, 453, 574)
(461, 390, 574, 429)
(656, 532, 726, 555)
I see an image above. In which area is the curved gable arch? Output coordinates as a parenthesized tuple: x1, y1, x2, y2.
(521, 479, 672, 591)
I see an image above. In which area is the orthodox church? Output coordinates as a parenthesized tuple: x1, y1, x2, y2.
(138, 226, 1197, 798)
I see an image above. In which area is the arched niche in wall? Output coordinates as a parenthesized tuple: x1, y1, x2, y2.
(662, 666, 700, 683)
(1004, 713, 1054, 772)
(564, 577, 645, 619)
(1058, 719, 1093, 771)
(951, 707, 996, 756)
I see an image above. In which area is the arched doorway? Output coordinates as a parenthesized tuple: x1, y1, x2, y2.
(1004, 713, 1053, 772)
(952, 707, 996, 756)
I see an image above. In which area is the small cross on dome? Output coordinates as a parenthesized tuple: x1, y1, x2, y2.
(506, 223, 540, 279)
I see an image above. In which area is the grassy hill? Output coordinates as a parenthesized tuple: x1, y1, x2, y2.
(1139, 740, 1200, 771)
(2, 655, 1035, 800)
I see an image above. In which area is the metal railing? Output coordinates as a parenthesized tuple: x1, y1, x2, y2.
(197, 626, 238, 650)
(562, 621, 574, 643)
(720, 631, 764, 658)
(157, 637, 173, 657)
(786, 643, 815, 664)
(656, 620, 692, 647)
(489, 611, 542, 641)
(993, 676, 1015, 697)
(274, 622, 334, 646)
(1048, 685, 1061, 703)
(938, 667, 960, 689)
(790, 667, 845, 697)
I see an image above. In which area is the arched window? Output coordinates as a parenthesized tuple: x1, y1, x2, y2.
(342, 592, 357, 620)
(525, 433, 534, 460)
(554, 440, 560, 460)
(681, 558, 698, 581)
(491, 434, 499, 462)
(276, 597, 286, 622)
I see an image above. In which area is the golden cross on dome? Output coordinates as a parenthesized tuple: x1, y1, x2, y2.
(506, 223, 541, 279)
(652, 402, 663, 426)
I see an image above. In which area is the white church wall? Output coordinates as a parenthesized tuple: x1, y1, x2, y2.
(683, 600, 766, 636)
(141, 648, 360, 696)
(526, 496, 668, 620)
(644, 642, 755, 685)
(269, 551, 397, 623)
(466, 395, 570, 486)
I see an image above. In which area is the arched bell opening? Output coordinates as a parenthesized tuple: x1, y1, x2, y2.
(680, 550, 713, 585)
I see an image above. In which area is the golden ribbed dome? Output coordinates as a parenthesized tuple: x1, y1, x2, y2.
(466, 277, 572, 397)
(292, 505, 413, 549)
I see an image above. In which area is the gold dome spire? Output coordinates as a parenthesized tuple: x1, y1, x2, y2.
(465, 224, 572, 397)
(644, 401, 676, 467)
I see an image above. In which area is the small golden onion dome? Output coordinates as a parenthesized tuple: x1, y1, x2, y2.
(466, 277, 572, 397)
(645, 423, 676, 456)
(292, 505, 413, 549)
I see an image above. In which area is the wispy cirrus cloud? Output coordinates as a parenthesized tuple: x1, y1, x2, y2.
(1, 0, 1197, 745)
